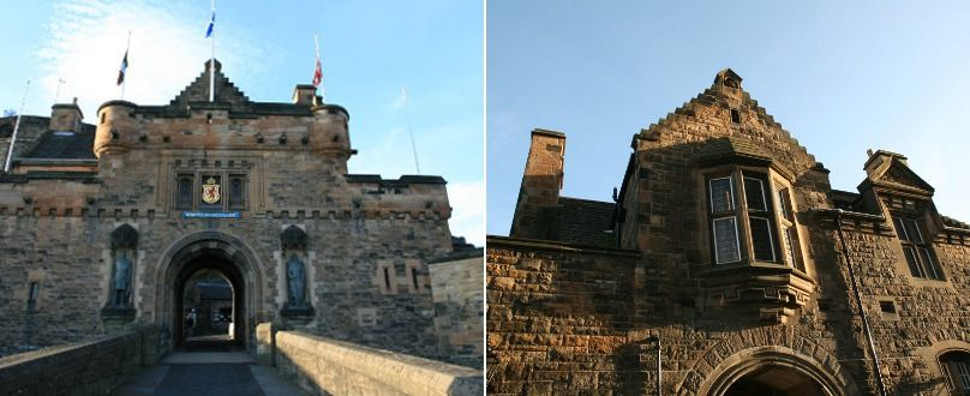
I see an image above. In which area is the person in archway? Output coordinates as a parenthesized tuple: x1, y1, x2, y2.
(186, 308, 197, 337)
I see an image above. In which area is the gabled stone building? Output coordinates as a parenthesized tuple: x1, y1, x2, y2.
(487, 69, 970, 394)
(0, 60, 481, 368)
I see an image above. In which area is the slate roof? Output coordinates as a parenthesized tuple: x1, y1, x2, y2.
(942, 215, 970, 230)
(548, 197, 616, 248)
(693, 136, 773, 164)
(21, 125, 96, 160)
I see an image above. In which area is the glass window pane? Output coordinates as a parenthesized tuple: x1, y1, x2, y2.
(777, 187, 793, 221)
(783, 227, 801, 269)
(744, 177, 767, 211)
(750, 217, 776, 261)
(905, 220, 923, 244)
(902, 246, 924, 277)
(709, 177, 734, 213)
(918, 248, 940, 279)
(713, 217, 740, 264)
(893, 217, 909, 242)
(178, 177, 192, 209)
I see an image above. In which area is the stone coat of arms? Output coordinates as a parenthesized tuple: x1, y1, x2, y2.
(202, 177, 221, 204)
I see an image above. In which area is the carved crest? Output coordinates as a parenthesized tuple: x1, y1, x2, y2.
(202, 177, 221, 204)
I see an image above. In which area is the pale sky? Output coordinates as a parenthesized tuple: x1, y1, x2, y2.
(0, 0, 484, 245)
(488, 1, 970, 236)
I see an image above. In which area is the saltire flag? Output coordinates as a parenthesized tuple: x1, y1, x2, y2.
(116, 50, 128, 86)
(205, 11, 215, 38)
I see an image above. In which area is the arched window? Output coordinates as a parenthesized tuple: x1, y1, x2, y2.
(940, 351, 970, 393)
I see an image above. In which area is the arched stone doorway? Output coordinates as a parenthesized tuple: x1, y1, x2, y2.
(155, 231, 264, 352)
(698, 346, 855, 396)
(175, 258, 242, 346)
(723, 365, 829, 396)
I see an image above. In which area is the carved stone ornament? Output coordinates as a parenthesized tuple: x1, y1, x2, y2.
(202, 177, 221, 204)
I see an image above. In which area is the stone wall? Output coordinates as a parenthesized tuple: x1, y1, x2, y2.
(428, 250, 484, 369)
(486, 237, 641, 394)
(0, 328, 162, 395)
(266, 329, 482, 395)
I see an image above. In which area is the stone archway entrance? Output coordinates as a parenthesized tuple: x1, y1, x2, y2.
(697, 346, 854, 396)
(723, 365, 828, 396)
(157, 231, 264, 352)
(175, 257, 243, 346)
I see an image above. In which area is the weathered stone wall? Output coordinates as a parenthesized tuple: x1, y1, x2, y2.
(486, 237, 641, 394)
(0, 328, 162, 395)
(830, 217, 970, 394)
(428, 251, 484, 369)
(269, 329, 483, 396)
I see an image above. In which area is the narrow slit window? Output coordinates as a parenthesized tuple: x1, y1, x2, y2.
(27, 282, 39, 308)
(383, 267, 391, 290)
(177, 176, 193, 210)
(411, 268, 419, 290)
(730, 109, 741, 124)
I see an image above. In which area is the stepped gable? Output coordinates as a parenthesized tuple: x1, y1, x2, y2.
(169, 59, 251, 110)
(636, 68, 820, 175)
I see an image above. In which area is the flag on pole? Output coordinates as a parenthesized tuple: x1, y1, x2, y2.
(205, 11, 215, 38)
(116, 50, 128, 86)
(312, 59, 322, 87)
(312, 34, 323, 87)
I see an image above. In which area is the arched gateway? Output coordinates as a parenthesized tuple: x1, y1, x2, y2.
(698, 346, 857, 396)
(154, 231, 265, 351)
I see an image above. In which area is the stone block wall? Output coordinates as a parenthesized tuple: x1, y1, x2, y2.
(428, 251, 484, 369)
(268, 329, 483, 396)
(0, 329, 160, 395)
(486, 237, 641, 394)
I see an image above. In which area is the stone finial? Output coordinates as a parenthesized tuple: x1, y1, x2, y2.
(714, 68, 743, 89)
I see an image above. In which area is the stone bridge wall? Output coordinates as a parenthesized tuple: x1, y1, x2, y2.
(0, 328, 162, 395)
(258, 325, 482, 395)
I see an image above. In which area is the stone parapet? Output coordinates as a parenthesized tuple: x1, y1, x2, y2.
(273, 330, 483, 395)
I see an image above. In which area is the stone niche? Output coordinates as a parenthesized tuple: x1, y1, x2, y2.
(279, 225, 315, 322)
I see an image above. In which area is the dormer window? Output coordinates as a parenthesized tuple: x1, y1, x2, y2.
(892, 215, 943, 280)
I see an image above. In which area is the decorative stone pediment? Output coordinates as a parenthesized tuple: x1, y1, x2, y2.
(877, 162, 934, 193)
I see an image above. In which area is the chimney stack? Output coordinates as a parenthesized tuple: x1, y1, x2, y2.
(293, 85, 319, 106)
(50, 97, 83, 132)
(510, 128, 565, 238)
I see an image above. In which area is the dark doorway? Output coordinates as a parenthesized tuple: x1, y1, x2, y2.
(724, 365, 827, 396)
(174, 255, 245, 351)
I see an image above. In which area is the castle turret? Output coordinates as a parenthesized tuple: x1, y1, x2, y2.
(93, 100, 137, 158)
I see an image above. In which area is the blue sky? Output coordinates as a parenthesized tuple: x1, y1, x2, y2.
(488, 1, 970, 236)
(0, 0, 484, 245)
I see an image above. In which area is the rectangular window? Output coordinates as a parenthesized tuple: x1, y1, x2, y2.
(749, 217, 776, 261)
(744, 177, 767, 211)
(777, 188, 794, 221)
(177, 175, 194, 210)
(709, 177, 734, 213)
(713, 217, 740, 264)
(411, 268, 420, 290)
(228, 175, 246, 210)
(893, 215, 943, 280)
(383, 267, 391, 290)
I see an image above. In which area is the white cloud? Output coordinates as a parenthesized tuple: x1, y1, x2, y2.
(447, 180, 485, 247)
(38, 0, 260, 121)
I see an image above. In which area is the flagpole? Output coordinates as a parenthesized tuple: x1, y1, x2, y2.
(402, 86, 421, 175)
(54, 78, 65, 103)
(209, 0, 215, 102)
(121, 30, 131, 100)
(4, 80, 31, 173)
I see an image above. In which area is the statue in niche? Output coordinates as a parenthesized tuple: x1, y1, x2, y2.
(286, 254, 307, 308)
(112, 252, 132, 307)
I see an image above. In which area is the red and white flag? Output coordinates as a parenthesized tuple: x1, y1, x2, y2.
(312, 34, 323, 87)
(312, 58, 322, 87)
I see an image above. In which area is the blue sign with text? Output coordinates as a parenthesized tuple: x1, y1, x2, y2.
(182, 211, 241, 219)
